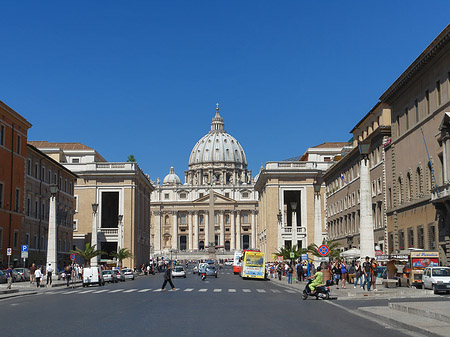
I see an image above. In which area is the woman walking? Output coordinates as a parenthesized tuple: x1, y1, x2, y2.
(340, 260, 348, 289)
(35, 267, 42, 288)
(354, 261, 362, 288)
(332, 260, 342, 289)
(370, 258, 378, 291)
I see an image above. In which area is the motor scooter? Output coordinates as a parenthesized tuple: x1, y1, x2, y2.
(301, 279, 331, 300)
(201, 272, 207, 281)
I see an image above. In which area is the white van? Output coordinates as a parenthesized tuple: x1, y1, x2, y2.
(423, 266, 450, 294)
(83, 267, 105, 287)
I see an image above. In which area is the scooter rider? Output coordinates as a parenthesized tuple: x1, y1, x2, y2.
(308, 266, 323, 294)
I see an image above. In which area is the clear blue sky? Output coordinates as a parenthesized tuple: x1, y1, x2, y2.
(1, 1, 449, 182)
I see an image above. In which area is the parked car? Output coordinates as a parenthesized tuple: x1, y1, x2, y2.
(82, 267, 105, 287)
(172, 266, 186, 278)
(102, 270, 118, 283)
(206, 265, 218, 278)
(14, 268, 30, 281)
(121, 268, 135, 280)
(423, 266, 450, 294)
(0, 270, 7, 284)
(113, 269, 126, 282)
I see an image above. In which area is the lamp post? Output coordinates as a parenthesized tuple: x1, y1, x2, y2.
(291, 202, 297, 248)
(358, 141, 375, 259)
(91, 203, 99, 267)
(118, 215, 123, 250)
(46, 185, 58, 272)
(313, 182, 323, 249)
(277, 210, 282, 249)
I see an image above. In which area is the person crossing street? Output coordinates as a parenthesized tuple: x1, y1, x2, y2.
(161, 264, 176, 291)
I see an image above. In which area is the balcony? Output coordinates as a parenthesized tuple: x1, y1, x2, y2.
(281, 226, 307, 237)
(98, 228, 119, 242)
(431, 183, 450, 203)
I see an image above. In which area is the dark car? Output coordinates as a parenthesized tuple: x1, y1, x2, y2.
(206, 265, 218, 278)
(0, 270, 7, 284)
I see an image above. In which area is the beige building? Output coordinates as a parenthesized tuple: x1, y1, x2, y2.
(150, 106, 258, 258)
(255, 143, 346, 260)
(380, 24, 450, 263)
(29, 141, 154, 268)
(324, 103, 391, 253)
(24, 144, 77, 268)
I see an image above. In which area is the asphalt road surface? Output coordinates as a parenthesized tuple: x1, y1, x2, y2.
(0, 266, 415, 337)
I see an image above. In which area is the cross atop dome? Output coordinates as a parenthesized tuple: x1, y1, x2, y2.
(211, 103, 225, 132)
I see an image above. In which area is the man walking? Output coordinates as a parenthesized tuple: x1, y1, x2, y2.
(161, 264, 176, 291)
(29, 263, 36, 284)
(46, 263, 54, 287)
(362, 256, 371, 291)
(6, 265, 13, 289)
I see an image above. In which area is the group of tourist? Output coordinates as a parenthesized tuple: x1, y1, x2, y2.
(329, 256, 378, 291)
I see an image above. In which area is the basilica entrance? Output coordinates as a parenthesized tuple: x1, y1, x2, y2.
(180, 235, 187, 251)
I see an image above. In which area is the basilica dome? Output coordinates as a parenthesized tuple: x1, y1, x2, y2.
(163, 166, 181, 185)
(188, 106, 247, 168)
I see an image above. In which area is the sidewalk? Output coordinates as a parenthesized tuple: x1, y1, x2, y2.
(269, 276, 437, 300)
(0, 278, 82, 300)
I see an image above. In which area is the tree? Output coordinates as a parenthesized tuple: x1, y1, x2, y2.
(274, 244, 307, 262)
(127, 154, 136, 162)
(70, 243, 104, 267)
(307, 239, 341, 260)
(110, 248, 133, 268)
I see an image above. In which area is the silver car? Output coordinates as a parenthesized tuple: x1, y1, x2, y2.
(113, 269, 126, 282)
(102, 270, 118, 283)
(121, 268, 135, 280)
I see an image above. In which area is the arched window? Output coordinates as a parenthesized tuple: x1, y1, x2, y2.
(398, 177, 403, 204)
(406, 172, 412, 201)
(165, 215, 170, 225)
(417, 167, 423, 197)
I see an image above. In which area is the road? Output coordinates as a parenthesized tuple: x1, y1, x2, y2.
(0, 265, 415, 337)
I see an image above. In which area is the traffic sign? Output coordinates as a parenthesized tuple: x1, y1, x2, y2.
(318, 256, 329, 262)
(7, 248, 12, 256)
(21, 251, 28, 259)
(318, 245, 329, 256)
(70, 253, 77, 261)
(289, 252, 295, 258)
(21, 245, 28, 252)
(301, 254, 308, 260)
(277, 255, 284, 262)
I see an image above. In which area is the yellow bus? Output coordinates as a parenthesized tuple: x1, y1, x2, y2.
(241, 250, 265, 279)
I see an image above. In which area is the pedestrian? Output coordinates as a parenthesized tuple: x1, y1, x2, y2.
(29, 263, 36, 284)
(46, 263, 54, 287)
(332, 260, 341, 289)
(277, 264, 282, 280)
(287, 264, 293, 284)
(296, 262, 303, 282)
(354, 260, 363, 288)
(65, 265, 72, 288)
(6, 265, 13, 289)
(340, 260, 348, 289)
(370, 258, 377, 291)
(161, 264, 176, 291)
(362, 256, 371, 291)
(35, 267, 42, 288)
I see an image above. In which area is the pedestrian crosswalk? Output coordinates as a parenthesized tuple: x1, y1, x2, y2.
(42, 287, 297, 295)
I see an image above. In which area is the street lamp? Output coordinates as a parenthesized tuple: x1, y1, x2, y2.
(91, 203, 99, 267)
(291, 202, 297, 248)
(358, 140, 375, 259)
(313, 182, 323, 256)
(46, 185, 58, 273)
(277, 210, 282, 249)
(118, 214, 123, 250)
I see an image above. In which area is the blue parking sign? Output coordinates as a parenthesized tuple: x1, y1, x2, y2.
(22, 245, 28, 252)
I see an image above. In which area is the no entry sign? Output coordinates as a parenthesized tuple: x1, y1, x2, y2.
(318, 245, 329, 256)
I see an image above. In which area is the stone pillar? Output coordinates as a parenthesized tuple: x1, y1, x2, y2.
(91, 208, 99, 267)
(194, 211, 199, 250)
(172, 211, 178, 250)
(220, 211, 225, 246)
(314, 192, 322, 248)
(46, 193, 57, 270)
(205, 212, 209, 250)
(360, 157, 375, 259)
(236, 211, 241, 250)
(154, 211, 162, 252)
(188, 212, 193, 252)
(230, 211, 236, 251)
(251, 210, 256, 248)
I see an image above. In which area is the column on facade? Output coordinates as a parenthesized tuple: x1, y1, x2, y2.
(230, 211, 236, 251)
(154, 211, 162, 252)
(251, 210, 256, 248)
(236, 211, 241, 250)
(360, 157, 375, 258)
(220, 211, 225, 246)
(194, 211, 199, 250)
(204, 212, 209, 249)
(188, 211, 193, 251)
(314, 192, 322, 247)
(172, 211, 178, 250)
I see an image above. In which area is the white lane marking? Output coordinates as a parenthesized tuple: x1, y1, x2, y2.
(184, 288, 194, 292)
(123, 289, 138, 293)
(169, 288, 179, 292)
(285, 290, 295, 293)
(271, 289, 281, 293)
(153, 289, 163, 292)
(256, 289, 266, 293)
(228, 289, 236, 293)
(79, 290, 95, 294)
(213, 289, 222, 292)
(109, 289, 125, 293)
(45, 291, 57, 294)
(138, 289, 151, 293)
(198, 289, 208, 292)
(242, 289, 251, 293)
(63, 291, 81, 295)
(93, 289, 109, 294)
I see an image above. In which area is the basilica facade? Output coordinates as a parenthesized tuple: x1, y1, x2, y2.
(150, 106, 258, 257)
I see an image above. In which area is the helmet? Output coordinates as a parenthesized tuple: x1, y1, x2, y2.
(317, 266, 322, 271)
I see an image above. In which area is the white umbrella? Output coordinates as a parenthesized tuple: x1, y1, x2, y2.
(340, 248, 360, 259)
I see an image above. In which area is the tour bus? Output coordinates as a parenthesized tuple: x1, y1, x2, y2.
(241, 249, 265, 280)
(233, 251, 242, 274)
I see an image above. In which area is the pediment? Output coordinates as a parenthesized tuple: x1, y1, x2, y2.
(193, 191, 237, 204)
